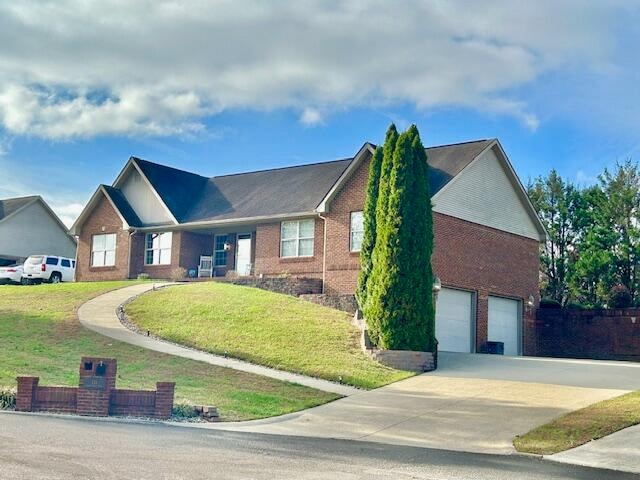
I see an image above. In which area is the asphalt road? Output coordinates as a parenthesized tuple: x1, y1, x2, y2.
(0, 412, 636, 480)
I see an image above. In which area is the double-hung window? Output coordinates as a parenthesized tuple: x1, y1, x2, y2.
(350, 211, 364, 252)
(214, 235, 228, 267)
(91, 233, 116, 267)
(145, 232, 172, 265)
(280, 219, 315, 257)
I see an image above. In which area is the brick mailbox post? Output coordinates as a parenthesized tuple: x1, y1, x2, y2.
(16, 357, 175, 419)
(77, 357, 117, 416)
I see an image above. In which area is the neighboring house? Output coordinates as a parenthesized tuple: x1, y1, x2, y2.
(0, 195, 77, 266)
(71, 139, 546, 356)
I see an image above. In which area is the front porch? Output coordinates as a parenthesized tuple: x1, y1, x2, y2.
(181, 228, 257, 279)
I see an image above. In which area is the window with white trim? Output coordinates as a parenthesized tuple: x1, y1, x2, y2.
(214, 235, 228, 267)
(350, 211, 364, 252)
(91, 233, 116, 267)
(145, 232, 172, 265)
(280, 219, 315, 257)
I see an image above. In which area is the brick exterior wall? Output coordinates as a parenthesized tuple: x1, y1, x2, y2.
(76, 195, 214, 281)
(254, 219, 324, 279)
(75, 194, 132, 282)
(320, 150, 540, 353)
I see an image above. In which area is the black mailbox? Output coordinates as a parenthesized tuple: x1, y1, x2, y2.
(95, 361, 106, 376)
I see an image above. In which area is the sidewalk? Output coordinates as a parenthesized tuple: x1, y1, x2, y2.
(77, 282, 359, 397)
(548, 424, 640, 474)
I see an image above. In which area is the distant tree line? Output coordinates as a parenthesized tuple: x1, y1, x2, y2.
(528, 160, 640, 308)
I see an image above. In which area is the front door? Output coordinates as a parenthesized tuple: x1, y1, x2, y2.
(236, 234, 252, 276)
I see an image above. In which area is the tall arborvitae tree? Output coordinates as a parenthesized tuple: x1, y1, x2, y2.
(355, 145, 383, 311)
(365, 124, 398, 343)
(366, 125, 436, 351)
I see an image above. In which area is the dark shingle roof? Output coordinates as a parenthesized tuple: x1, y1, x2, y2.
(129, 139, 492, 225)
(425, 139, 494, 194)
(0, 196, 38, 222)
(133, 158, 209, 222)
(182, 159, 352, 223)
(101, 185, 143, 227)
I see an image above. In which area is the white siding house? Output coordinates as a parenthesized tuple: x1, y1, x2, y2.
(0, 196, 77, 265)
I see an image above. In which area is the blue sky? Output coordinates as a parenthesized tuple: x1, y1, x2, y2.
(0, 1, 639, 226)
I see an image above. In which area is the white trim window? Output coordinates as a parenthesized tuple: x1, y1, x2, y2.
(280, 219, 315, 258)
(214, 234, 228, 267)
(145, 232, 172, 265)
(350, 211, 364, 252)
(91, 233, 116, 267)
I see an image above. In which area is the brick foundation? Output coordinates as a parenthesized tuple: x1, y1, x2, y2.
(16, 357, 175, 419)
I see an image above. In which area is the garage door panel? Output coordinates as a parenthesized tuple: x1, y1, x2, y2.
(488, 296, 520, 356)
(436, 288, 473, 353)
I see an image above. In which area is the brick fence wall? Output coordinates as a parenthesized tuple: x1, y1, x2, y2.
(16, 357, 175, 419)
(533, 308, 640, 361)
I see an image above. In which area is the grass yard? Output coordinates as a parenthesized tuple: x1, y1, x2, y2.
(514, 390, 640, 455)
(125, 282, 414, 389)
(0, 281, 338, 420)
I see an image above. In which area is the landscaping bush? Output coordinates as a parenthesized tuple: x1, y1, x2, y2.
(539, 298, 562, 309)
(172, 401, 198, 419)
(137, 273, 150, 280)
(565, 301, 585, 310)
(608, 284, 632, 308)
(170, 267, 187, 282)
(0, 387, 16, 409)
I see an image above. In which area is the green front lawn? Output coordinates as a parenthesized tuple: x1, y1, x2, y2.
(0, 282, 338, 420)
(125, 282, 413, 389)
(514, 390, 640, 455)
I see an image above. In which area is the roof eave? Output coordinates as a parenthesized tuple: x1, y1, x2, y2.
(133, 211, 319, 232)
(316, 142, 376, 214)
(112, 157, 179, 225)
(69, 186, 130, 235)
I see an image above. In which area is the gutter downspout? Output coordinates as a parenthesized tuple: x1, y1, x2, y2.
(319, 214, 327, 294)
(73, 235, 79, 282)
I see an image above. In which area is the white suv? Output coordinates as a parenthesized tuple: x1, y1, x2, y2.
(22, 255, 76, 284)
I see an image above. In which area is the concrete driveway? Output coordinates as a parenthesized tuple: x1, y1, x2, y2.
(195, 353, 640, 455)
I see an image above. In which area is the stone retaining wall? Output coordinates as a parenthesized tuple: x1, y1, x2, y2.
(299, 293, 358, 313)
(214, 276, 323, 296)
(352, 313, 437, 372)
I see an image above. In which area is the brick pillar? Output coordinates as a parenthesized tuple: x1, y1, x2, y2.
(77, 357, 117, 417)
(154, 382, 175, 419)
(16, 376, 39, 412)
(476, 290, 489, 352)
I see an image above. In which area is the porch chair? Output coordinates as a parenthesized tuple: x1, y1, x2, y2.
(198, 255, 213, 278)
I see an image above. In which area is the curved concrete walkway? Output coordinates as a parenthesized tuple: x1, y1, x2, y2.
(77, 282, 359, 397)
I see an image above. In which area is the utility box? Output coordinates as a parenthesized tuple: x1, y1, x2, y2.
(484, 341, 505, 355)
(77, 357, 117, 416)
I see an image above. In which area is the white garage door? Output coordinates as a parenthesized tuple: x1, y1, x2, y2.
(488, 296, 521, 356)
(436, 288, 473, 353)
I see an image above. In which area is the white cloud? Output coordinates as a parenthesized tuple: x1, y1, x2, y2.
(299, 108, 323, 127)
(0, 1, 631, 138)
(51, 202, 84, 228)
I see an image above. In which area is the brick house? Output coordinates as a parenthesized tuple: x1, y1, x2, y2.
(70, 139, 546, 356)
